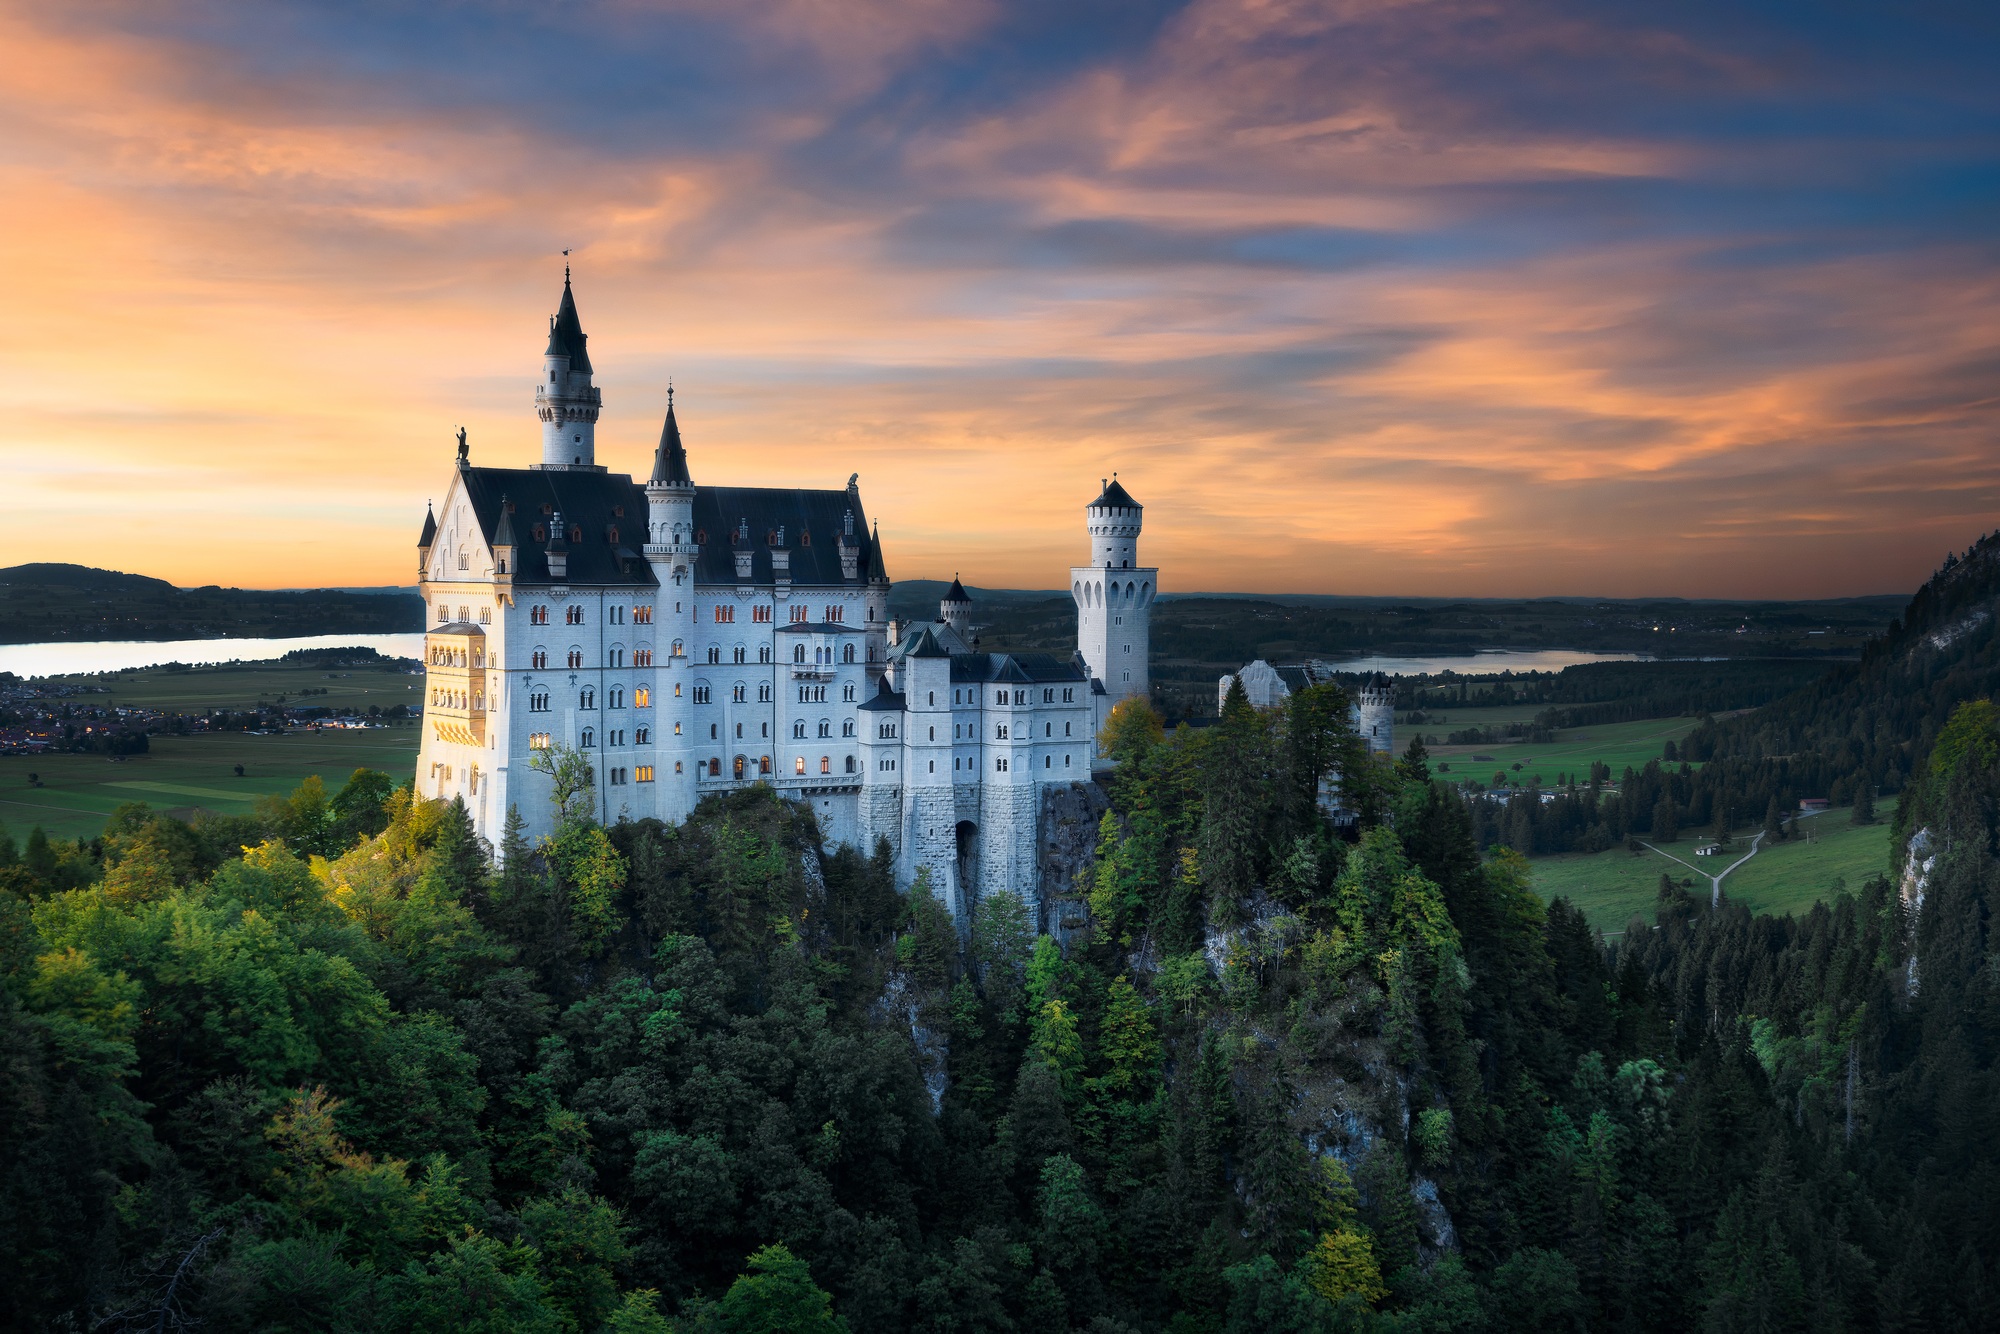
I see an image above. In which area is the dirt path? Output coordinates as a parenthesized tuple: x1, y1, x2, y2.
(1641, 830, 1767, 908)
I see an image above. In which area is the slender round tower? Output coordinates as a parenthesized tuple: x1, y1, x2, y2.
(940, 575, 972, 639)
(1071, 474, 1157, 717)
(1354, 674, 1395, 755)
(535, 268, 603, 469)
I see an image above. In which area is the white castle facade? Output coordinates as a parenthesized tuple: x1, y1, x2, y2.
(415, 274, 1156, 922)
(1217, 660, 1396, 756)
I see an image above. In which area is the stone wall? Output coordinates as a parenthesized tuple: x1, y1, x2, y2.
(1033, 779, 1111, 936)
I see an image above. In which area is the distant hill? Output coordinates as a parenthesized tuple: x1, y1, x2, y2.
(0, 563, 424, 645)
(1690, 529, 2000, 782)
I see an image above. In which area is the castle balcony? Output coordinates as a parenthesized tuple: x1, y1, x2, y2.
(426, 623, 488, 746)
(789, 667, 834, 682)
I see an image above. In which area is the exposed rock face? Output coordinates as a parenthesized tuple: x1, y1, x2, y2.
(1036, 779, 1110, 938)
(1900, 826, 1935, 996)
(874, 973, 949, 1115)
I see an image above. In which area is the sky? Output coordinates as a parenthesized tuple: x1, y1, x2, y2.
(1, 0, 1997, 598)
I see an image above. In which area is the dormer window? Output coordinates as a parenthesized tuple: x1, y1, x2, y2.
(612, 505, 624, 518)
(533, 524, 548, 543)
(568, 525, 582, 544)
(541, 503, 554, 515)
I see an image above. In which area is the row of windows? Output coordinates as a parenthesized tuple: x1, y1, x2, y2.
(434, 604, 496, 624)
(528, 687, 654, 713)
(528, 604, 656, 626)
(606, 766, 656, 785)
(712, 604, 857, 624)
(956, 720, 1073, 740)
(430, 689, 483, 710)
(948, 687, 1077, 706)
(698, 754, 863, 779)
(429, 645, 484, 668)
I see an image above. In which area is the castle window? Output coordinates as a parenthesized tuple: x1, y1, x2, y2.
(670, 640, 684, 657)
(480, 607, 491, 624)
(845, 755, 855, 773)
(1045, 722, 1051, 737)
(532, 605, 549, 625)
(709, 758, 721, 776)
(793, 721, 807, 739)
(843, 643, 855, 663)
(1043, 689, 1053, 703)
(759, 683, 772, 702)
(437, 605, 448, 623)
(567, 650, 583, 669)
(533, 524, 548, 543)
(580, 688, 595, 709)
(634, 649, 653, 667)
(708, 647, 721, 664)
(607, 526, 619, 545)
(569, 526, 581, 544)
(759, 646, 771, 664)
(710, 723, 718, 739)
(1065, 722, 1072, 736)
(693, 685, 711, 704)
(826, 605, 842, 622)
(735, 756, 746, 780)
(1065, 754, 1071, 766)
(541, 502, 553, 515)
(843, 720, 854, 737)
(714, 605, 735, 623)
(996, 758, 1008, 772)
(637, 765, 654, 782)
(634, 605, 653, 624)
(530, 692, 549, 712)
(794, 644, 806, 663)
(1062, 688, 1074, 703)
(800, 531, 810, 546)
(529, 732, 551, 749)
(733, 683, 746, 703)
(608, 606, 623, 625)
(820, 756, 831, 774)
(733, 646, 746, 664)
(753, 605, 772, 623)
(996, 724, 1008, 739)
(458, 550, 468, 570)
(532, 650, 547, 669)
(696, 529, 707, 544)
(676, 761, 684, 773)
(791, 605, 809, 623)
(636, 726, 650, 743)
(635, 687, 650, 707)
(1045, 756, 1051, 768)
(819, 720, 832, 738)
(843, 684, 855, 702)
(567, 605, 584, 625)
(580, 728, 595, 747)
(609, 687, 623, 708)
(610, 648, 624, 667)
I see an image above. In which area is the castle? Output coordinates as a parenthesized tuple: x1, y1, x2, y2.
(414, 273, 1156, 922)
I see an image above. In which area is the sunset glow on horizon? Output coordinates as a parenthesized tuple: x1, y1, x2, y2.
(3, 1, 1997, 598)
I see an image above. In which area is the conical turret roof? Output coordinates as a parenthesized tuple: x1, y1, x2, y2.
(418, 503, 437, 548)
(1091, 476, 1138, 509)
(543, 272, 593, 374)
(944, 575, 970, 604)
(650, 396, 691, 486)
(493, 495, 515, 547)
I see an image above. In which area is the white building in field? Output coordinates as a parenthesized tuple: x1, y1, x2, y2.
(415, 272, 1156, 922)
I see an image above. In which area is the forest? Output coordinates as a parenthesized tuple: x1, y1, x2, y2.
(6, 540, 2000, 1330)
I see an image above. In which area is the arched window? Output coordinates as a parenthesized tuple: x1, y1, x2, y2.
(734, 755, 746, 780)
(842, 720, 855, 737)
(843, 643, 856, 663)
(793, 643, 806, 663)
(708, 758, 721, 777)
(845, 755, 855, 773)
(818, 720, 831, 738)
(795, 757, 806, 775)
(759, 755, 771, 774)
(793, 721, 807, 739)
(820, 756, 831, 774)
(580, 728, 595, 747)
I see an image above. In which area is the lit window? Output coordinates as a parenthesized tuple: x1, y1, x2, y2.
(796, 756, 806, 774)
(637, 765, 654, 782)
(820, 756, 831, 774)
(635, 687, 651, 707)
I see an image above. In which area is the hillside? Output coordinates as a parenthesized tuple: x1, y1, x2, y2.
(0, 563, 423, 644)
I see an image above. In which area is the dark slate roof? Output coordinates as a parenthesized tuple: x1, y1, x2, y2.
(1275, 665, 1313, 693)
(545, 275, 592, 374)
(418, 504, 437, 548)
(944, 576, 969, 603)
(859, 681, 905, 712)
(902, 625, 950, 658)
(492, 495, 515, 548)
(773, 621, 868, 635)
(1091, 477, 1139, 509)
(691, 486, 883, 586)
(454, 466, 888, 589)
(947, 652, 1088, 685)
(650, 399, 691, 486)
(434, 621, 486, 637)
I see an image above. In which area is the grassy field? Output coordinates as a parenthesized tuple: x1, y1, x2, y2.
(0, 728, 421, 843)
(1429, 715, 1700, 788)
(43, 661, 423, 714)
(1529, 803, 1899, 934)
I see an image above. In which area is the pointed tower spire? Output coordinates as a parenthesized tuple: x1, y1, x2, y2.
(649, 389, 692, 486)
(536, 264, 602, 469)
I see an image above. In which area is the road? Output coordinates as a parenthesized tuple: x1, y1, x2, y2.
(1641, 830, 1767, 908)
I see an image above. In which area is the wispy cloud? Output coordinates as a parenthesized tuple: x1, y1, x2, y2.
(0, 0, 1995, 595)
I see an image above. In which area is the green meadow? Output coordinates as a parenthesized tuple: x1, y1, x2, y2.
(39, 660, 423, 715)
(1428, 714, 1701, 788)
(1528, 802, 1899, 934)
(0, 727, 421, 844)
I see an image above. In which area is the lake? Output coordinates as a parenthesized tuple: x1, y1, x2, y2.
(0, 633, 428, 679)
(1, 638, 1659, 682)
(1324, 649, 1652, 676)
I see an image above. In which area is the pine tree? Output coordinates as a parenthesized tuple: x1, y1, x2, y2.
(1850, 782, 1876, 826)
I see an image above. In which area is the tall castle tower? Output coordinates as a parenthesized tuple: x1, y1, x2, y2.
(536, 269, 603, 470)
(1071, 475, 1155, 708)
